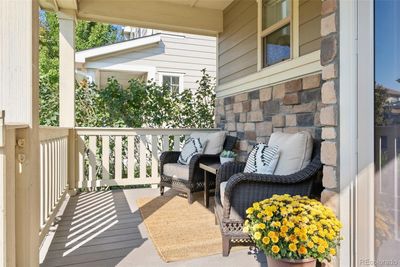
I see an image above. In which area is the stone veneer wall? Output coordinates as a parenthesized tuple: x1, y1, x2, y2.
(214, 0, 340, 218)
(319, 0, 339, 217)
(215, 73, 322, 162)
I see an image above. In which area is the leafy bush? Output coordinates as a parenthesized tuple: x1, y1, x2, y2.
(74, 69, 215, 128)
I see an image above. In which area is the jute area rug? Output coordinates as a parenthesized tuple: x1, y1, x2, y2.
(136, 191, 223, 262)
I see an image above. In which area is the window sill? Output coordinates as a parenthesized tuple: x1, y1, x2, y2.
(216, 50, 321, 98)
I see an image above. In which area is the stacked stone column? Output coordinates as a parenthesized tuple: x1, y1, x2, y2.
(320, 0, 340, 216)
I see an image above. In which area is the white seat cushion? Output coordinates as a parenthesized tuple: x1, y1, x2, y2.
(220, 181, 227, 205)
(163, 163, 190, 180)
(268, 131, 313, 175)
(190, 131, 227, 154)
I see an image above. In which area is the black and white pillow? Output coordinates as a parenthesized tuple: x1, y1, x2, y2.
(244, 144, 280, 174)
(178, 138, 206, 165)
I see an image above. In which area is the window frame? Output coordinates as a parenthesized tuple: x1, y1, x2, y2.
(257, 0, 300, 71)
(158, 72, 184, 93)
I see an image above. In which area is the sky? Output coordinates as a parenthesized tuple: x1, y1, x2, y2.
(375, 0, 400, 90)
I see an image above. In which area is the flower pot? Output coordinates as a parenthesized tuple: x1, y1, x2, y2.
(267, 256, 317, 267)
(220, 157, 234, 164)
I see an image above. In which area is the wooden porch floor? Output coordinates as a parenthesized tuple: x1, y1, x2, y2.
(40, 188, 267, 267)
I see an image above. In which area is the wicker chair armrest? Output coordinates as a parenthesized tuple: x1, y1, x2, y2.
(223, 155, 321, 218)
(159, 151, 181, 175)
(216, 161, 246, 185)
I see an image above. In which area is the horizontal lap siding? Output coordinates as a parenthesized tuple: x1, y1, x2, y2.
(86, 34, 216, 90)
(299, 0, 321, 56)
(218, 0, 258, 85)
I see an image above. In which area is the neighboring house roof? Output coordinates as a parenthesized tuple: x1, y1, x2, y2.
(75, 34, 163, 64)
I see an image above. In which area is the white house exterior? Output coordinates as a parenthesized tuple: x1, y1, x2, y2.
(75, 31, 216, 91)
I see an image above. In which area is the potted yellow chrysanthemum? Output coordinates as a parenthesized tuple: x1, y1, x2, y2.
(243, 194, 342, 267)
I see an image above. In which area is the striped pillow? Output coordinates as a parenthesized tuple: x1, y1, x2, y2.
(244, 144, 280, 174)
(178, 138, 205, 165)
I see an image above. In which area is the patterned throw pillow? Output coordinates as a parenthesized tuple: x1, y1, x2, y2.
(244, 144, 280, 174)
(178, 138, 206, 165)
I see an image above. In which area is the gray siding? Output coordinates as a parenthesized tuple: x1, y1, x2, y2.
(84, 33, 216, 91)
(299, 0, 321, 56)
(218, 0, 258, 85)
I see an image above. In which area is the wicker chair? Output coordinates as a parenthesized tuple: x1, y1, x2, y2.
(214, 139, 322, 256)
(159, 135, 237, 204)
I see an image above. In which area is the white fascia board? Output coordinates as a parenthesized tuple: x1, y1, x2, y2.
(75, 34, 162, 63)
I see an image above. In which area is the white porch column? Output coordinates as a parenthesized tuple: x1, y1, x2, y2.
(59, 12, 76, 128)
(0, 0, 40, 266)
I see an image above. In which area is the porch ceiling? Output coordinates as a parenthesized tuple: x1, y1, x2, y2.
(39, 0, 234, 36)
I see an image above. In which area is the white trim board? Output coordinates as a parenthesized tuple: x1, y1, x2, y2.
(75, 35, 162, 63)
(216, 50, 321, 98)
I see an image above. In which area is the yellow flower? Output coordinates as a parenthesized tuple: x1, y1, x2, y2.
(246, 207, 254, 214)
(258, 223, 266, 230)
(266, 210, 273, 217)
(262, 237, 270, 245)
(280, 225, 289, 233)
(300, 234, 308, 242)
(330, 248, 336, 256)
(271, 245, 280, 254)
(268, 231, 277, 238)
(253, 202, 261, 210)
(307, 241, 314, 248)
(254, 232, 262, 240)
(271, 236, 279, 243)
(243, 226, 249, 233)
(289, 243, 297, 252)
(311, 236, 320, 243)
(317, 245, 326, 253)
(298, 246, 308, 255)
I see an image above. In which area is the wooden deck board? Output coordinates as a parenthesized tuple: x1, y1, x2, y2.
(40, 188, 267, 267)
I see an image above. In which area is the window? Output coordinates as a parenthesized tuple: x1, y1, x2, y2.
(160, 73, 183, 93)
(258, 0, 321, 69)
(261, 0, 292, 68)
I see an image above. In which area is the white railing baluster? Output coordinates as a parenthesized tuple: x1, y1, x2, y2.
(174, 135, 180, 151)
(115, 136, 122, 180)
(88, 136, 97, 189)
(140, 135, 147, 179)
(78, 135, 85, 187)
(128, 136, 135, 179)
(102, 136, 110, 180)
(151, 135, 158, 179)
(162, 135, 169, 152)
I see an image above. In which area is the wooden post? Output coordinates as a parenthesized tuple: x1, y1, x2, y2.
(0, 0, 40, 265)
(59, 11, 76, 128)
(59, 12, 77, 195)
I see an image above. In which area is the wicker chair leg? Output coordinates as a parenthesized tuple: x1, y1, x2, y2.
(187, 192, 194, 204)
(222, 235, 231, 257)
(159, 185, 164, 196)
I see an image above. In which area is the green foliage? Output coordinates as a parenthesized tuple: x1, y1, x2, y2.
(39, 10, 120, 126)
(75, 69, 216, 128)
(374, 83, 389, 126)
(220, 150, 237, 158)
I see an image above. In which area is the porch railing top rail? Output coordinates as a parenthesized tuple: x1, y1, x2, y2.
(39, 126, 71, 141)
(75, 127, 222, 136)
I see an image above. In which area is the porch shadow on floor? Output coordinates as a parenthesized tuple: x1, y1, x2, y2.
(40, 188, 267, 267)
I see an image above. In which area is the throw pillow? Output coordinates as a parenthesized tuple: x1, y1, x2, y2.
(190, 131, 227, 154)
(178, 138, 206, 165)
(244, 144, 280, 174)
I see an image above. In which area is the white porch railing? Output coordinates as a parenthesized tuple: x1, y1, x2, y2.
(39, 127, 70, 243)
(75, 128, 220, 189)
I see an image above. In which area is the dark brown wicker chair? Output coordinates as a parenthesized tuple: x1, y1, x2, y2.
(214, 140, 322, 256)
(159, 135, 237, 204)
